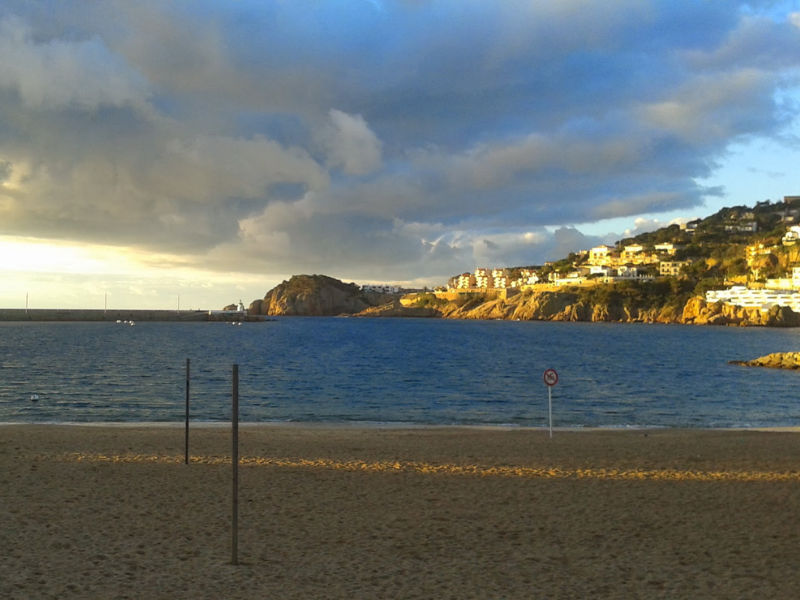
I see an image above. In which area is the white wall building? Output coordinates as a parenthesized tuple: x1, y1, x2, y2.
(616, 265, 640, 278)
(589, 245, 614, 265)
(782, 226, 800, 245)
(362, 284, 402, 294)
(706, 286, 800, 311)
(659, 261, 690, 276)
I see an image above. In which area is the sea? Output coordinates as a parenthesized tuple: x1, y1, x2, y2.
(1, 318, 799, 429)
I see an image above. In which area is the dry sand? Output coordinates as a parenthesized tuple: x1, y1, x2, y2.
(2, 425, 800, 599)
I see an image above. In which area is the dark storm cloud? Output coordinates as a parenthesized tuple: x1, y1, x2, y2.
(0, 0, 798, 283)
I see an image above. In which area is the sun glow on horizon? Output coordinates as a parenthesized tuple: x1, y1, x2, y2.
(0, 236, 280, 310)
(0, 237, 139, 275)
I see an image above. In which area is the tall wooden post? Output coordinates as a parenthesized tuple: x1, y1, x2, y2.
(184, 359, 190, 464)
(231, 364, 239, 565)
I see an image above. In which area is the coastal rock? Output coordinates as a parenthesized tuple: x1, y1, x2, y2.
(761, 305, 800, 327)
(681, 298, 800, 327)
(590, 302, 625, 322)
(553, 301, 592, 322)
(255, 274, 396, 316)
(355, 301, 440, 318)
(681, 297, 712, 324)
(655, 305, 682, 323)
(511, 292, 579, 321)
(730, 352, 800, 370)
(442, 298, 516, 320)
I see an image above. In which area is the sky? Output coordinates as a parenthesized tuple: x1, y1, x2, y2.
(1, 0, 800, 310)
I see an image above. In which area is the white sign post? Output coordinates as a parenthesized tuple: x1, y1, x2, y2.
(543, 369, 558, 438)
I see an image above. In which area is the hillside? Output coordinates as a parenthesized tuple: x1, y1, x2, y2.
(443, 197, 800, 301)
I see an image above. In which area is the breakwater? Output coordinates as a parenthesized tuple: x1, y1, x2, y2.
(0, 309, 261, 322)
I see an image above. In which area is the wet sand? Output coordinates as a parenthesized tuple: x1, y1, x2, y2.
(2, 425, 799, 599)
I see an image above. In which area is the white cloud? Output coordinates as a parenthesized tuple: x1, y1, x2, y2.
(0, 17, 150, 110)
(161, 134, 330, 201)
(319, 109, 383, 175)
(637, 70, 774, 143)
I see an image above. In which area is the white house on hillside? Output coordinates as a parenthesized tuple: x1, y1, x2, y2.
(589, 245, 615, 265)
(782, 226, 800, 245)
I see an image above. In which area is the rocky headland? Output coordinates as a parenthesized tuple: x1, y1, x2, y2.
(248, 274, 800, 327)
(249, 274, 398, 317)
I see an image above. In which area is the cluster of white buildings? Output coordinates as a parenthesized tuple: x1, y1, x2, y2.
(449, 268, 539, 291)
(706, 286, 800, 312)
(709, 267, 800, 310)
(444, 197, 800, 298)
(547, 265, 656, 286)
(447, 244, 692, 291)
(584, 242, 683, 268)
(361, 284, 404, 294)
(544, 243, 690, 286)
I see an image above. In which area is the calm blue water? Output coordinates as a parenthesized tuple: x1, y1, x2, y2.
(1, 318, 800, 428)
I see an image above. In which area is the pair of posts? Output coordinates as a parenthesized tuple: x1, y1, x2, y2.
(184, 364, 556, 567)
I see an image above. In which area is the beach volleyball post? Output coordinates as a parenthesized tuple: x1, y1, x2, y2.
(231, 363, 239, 565)
(543, 369, 558, 438)
(185, 358, 190, 465)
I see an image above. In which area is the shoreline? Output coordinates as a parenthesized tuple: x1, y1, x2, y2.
(2, 420, 800, 432)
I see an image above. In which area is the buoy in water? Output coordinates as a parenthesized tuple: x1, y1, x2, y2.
(30, 394, 39, 401)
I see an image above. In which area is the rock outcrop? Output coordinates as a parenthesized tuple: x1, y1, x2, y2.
(252, 274, 397, 316)
(356, 301, 441, 318)
(730, 352, 800, 370)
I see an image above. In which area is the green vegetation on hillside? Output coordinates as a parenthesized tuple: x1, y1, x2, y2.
(564, 278, 696, 312)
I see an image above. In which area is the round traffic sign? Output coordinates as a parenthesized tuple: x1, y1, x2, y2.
(543, 368, 558, 387)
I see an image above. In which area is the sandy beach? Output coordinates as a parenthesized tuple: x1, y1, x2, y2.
(2, 425, 799, 599)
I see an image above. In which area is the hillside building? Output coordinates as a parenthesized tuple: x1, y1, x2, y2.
(659, 261, 691, 276)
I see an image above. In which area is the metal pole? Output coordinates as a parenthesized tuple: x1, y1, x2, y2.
(548, 386, 553, 439)
(184, 359, 190, 465)
(231, 364, 239, 565)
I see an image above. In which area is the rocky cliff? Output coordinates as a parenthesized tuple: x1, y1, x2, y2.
(251, 274, 397, 316)
(362, 289, 800, 326)
(427, 290, 678, 323)
(437, 292, 800, 325)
